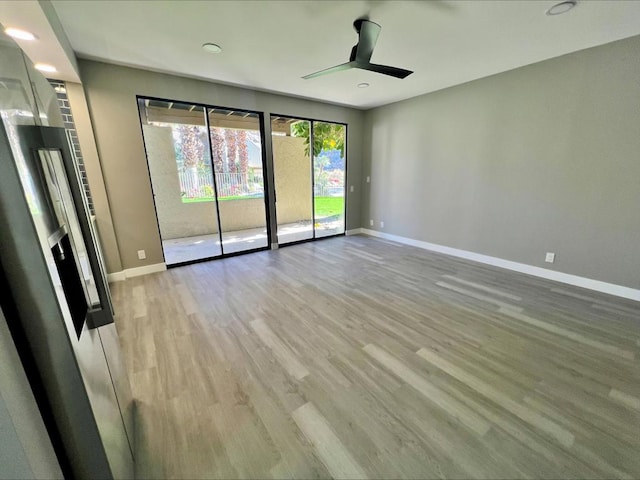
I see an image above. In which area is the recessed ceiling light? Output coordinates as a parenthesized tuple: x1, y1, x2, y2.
(202, 43, 222, 54)
(34, 63, 57, 73)
(546, 1, 577, 16)
(357, 82, 370, 88)
(4, 28, 37, 41)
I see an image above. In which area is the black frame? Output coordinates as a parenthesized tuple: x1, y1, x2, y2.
(15, 126, 114, 329)
(136, 95, 273, 268)
(269, 113, 348, 247)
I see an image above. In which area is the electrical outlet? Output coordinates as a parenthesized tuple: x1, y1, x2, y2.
(350, 185, 354, 193)
(369, 219, 373, 226)
(366, 176, 370, 183)
(545, 252, 555, 263)
(137, 249, 146, 260)
(380, 221, 385, 228)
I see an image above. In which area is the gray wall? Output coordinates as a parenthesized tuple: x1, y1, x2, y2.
(66, 82, 124, 274)
(79, 60, 364, 271)
(362, 35, 640, 290)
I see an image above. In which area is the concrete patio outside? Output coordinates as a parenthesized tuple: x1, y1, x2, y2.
(162, 219, 344, 264)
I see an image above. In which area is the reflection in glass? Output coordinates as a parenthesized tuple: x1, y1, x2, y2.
(39, 150, 101, 306)
(26, 61, 64, 128)
(0, 45, 42, 218)
(271, 116, 313, 244)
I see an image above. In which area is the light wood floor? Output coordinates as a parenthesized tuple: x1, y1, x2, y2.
(111, 235, 640, 479)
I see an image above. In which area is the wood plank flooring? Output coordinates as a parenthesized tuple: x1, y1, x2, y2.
(111, 235, 640, 479)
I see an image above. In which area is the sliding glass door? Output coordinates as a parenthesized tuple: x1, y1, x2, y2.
(271, 116, 313, 244)
(138, 99, 346, 265)
(138, 98, 269, 266)
(271, 116, 346, 245)
(139, 99, 222, 265)
(313, 121, 346, 238)
(208, 107, 268, 254)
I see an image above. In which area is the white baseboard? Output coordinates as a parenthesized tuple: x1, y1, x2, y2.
(107, 262, 166, 282)
(346, 228, 364, 236)
(106, 271, 126, 283)
(359, 229, 640, 302)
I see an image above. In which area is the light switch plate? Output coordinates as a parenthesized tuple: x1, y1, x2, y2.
(545, 252, 555, 263)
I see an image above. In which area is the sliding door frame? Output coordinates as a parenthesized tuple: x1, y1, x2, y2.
(269, 113, 348, 247)
(136, 95, 273, 268)
(203, 109, 225, 254)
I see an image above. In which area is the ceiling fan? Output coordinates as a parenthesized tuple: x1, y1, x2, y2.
(303, 18, 414, 80)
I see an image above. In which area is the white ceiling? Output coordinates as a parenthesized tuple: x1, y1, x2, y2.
(0, 1, 80, 82)
(44, 0, 640, 108)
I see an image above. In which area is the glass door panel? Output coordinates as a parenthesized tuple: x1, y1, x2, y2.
(271, 116, 313, 244)
(138, 99, 222, 265)
(313, 121, 346, 238)
(208, 108, 268, 254)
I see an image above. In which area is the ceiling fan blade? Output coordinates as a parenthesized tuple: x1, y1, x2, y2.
(353, 19, 381, 63)
(302, 62, 355, 80)
(357, 62, 413, 79)
(304, 18, 411, 81)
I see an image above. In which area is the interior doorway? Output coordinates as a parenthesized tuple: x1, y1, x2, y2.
(271, 115, 346, 245)
(137, 98, 270, 266)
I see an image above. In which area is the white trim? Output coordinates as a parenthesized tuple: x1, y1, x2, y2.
(346, 228, 363, 236)
(107, 271, 126, 283)
(359, 229, 640, 302)
(107, 263, 166, 282)
(124, 263, 166, 278)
